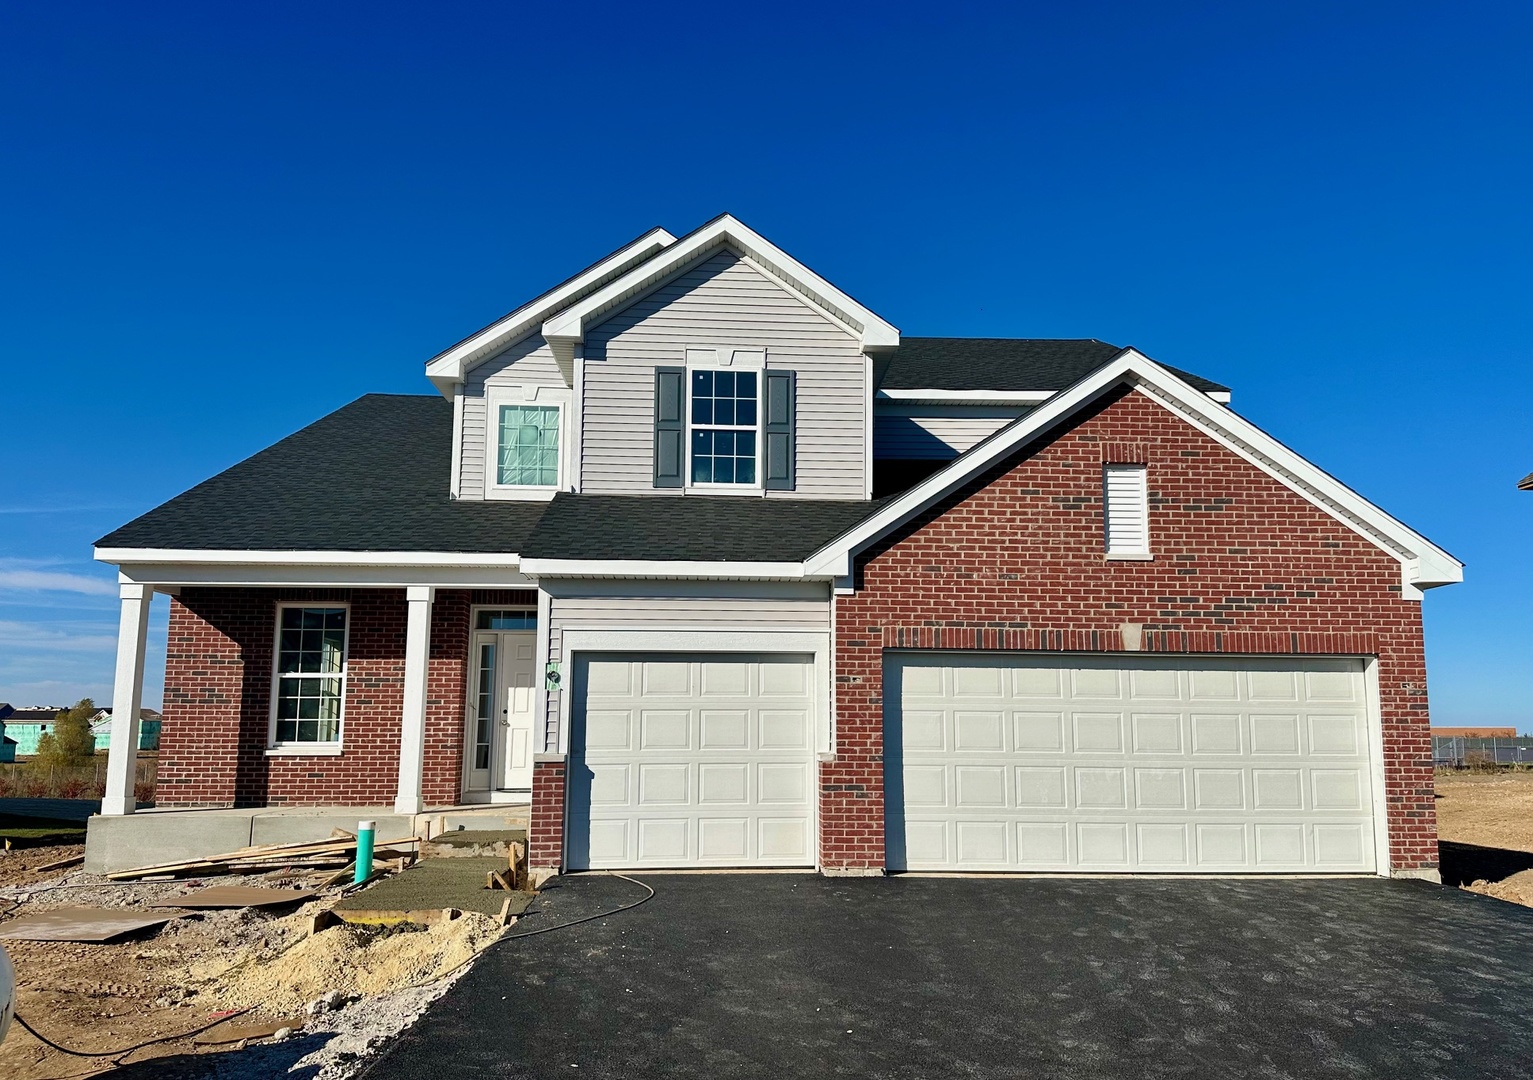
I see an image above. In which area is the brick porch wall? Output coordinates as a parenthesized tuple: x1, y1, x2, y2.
(826, 386, 1436, 874)
(159, 587, 473, 807)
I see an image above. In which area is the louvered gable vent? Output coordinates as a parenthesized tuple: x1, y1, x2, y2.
(1104, 464, 1149, 556)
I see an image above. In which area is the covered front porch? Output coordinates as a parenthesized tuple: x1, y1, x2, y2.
(91, 566, 554, 871)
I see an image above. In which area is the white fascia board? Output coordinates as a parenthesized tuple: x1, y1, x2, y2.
(520, 558, 812, 580)
(876, 389, 1056, 404)
(541, 215, 899, 352)
(422, 228, 676, 397)
(96, 548, 522, 568)
(806, 350, 1463, 592)
(875, 388, 1232, 405)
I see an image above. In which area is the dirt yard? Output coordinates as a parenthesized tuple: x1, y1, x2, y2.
(0, 845, 504, 1079)
(1434, 769, 1533, 908)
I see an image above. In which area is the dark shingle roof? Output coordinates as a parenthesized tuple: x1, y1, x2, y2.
(96, 395, 548, 553)
(520, 493, 886, 562)
(879, 338, 1229, 394)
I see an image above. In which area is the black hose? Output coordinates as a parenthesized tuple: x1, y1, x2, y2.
(11, 1005, 253, 1058)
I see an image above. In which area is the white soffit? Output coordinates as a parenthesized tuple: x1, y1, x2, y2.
(807, 350, 1462, 595)
(541, 214, 900, 353)
(422, 227, 677, 397)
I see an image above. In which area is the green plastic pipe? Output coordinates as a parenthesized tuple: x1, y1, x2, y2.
(355, 819, 375, 884)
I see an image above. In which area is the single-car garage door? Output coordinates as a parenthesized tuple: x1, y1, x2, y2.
(567, 653, 816, 870)
(886, 653, 1377, 873)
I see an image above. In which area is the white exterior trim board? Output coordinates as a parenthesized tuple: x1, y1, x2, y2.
(423, 228, 677, 395)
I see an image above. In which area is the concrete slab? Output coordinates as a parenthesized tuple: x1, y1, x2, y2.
(85, 810, 255, 874)
(335, 857, 533, 921)
(249, 810, 411, 847)
(438, 811, 528, 833)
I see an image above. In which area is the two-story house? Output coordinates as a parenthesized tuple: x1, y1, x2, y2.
(93, 215, 1461, 880)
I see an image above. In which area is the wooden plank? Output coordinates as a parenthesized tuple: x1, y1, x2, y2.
(107, 836, 421, 880)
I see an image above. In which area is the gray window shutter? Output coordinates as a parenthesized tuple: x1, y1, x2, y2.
(764, 369, 796, 491)
(653, 367, 684, 488)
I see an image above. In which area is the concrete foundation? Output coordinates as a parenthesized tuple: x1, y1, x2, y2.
(84, 803, 531, 874)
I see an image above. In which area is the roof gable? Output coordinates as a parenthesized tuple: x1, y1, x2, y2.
(808, 350, 1461, 597)
(541, 214, 898, 354)
(423, 227, 676, 396)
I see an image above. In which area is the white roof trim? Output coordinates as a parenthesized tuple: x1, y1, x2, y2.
(96, 548, 523, 568)
(519, 558, 813, 581)
(807, 350, 1462, 595)
(876, 387, 1232, 405)
(541, 215, 899, 352)
(421, 228, 676, 396)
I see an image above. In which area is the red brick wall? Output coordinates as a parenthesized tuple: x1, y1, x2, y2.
(529, 757, 566, 869)
(160, 587, 473, 808)
(828, 386, 1437, 873)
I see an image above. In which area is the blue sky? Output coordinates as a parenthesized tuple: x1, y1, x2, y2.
(0, 2, 1528, 724)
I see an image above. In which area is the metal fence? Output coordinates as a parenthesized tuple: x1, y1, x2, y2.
(1433, 736, 1533, 768)
(0, 758, 157, 800)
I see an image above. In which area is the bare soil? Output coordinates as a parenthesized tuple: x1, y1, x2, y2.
(1434, 770, 1533, 908)
(0, 853, 503, 1079)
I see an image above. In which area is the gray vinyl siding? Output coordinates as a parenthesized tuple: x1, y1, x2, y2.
(457, 334, 566, 499)
(872, 404, 1032, 460)
(541, 580, 831, 752)
(582, 247, 866, 498)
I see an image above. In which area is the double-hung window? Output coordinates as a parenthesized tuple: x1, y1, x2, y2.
(496, 404, 562, 488)
(690, 369, 758, 485)
(272, 605, 347, 745)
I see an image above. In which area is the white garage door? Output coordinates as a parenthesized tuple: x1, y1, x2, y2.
(567, 653, 816, 870)
(887, 654, 1377, 873)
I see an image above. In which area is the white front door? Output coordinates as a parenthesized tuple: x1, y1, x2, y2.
(886, 653, 1377, 873)
(500, 634, 536, 791)
(466, 630, 537, 796)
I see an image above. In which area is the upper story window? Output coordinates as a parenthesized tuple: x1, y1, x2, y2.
(1103, 463, 1151, 558)
(271, 605, 347, 745)
(497, 403, 562, 488)
(690, 370, 758, 485)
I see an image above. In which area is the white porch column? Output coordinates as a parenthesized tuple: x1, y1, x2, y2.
(394, 586, 435, 815)
(102, 582, 153, 816)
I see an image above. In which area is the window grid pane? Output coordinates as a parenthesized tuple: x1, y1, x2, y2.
(690, 370, 759, 485)
(274, 607, 345, 744)
(498, 405, 560, 486)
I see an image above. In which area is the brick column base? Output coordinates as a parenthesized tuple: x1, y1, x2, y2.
(530, 755, 567, 874)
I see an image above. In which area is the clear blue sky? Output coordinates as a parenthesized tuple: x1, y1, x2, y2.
(0, 2, 1528, 725)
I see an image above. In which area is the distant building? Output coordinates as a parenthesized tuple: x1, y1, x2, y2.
(1431, 726, 1518, 739)
(0, 706, 67, 756)
(89, 709, 163, 752)
(0, 703, 13, 763)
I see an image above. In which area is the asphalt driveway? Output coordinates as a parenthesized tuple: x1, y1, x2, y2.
(366, 873, 1533, 1079)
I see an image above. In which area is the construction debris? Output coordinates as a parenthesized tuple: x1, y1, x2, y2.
(333, 856, 534, 925)
(0, 904, 185, 942)
(149, 885, 318, 909)
(107, 834, 423, 880)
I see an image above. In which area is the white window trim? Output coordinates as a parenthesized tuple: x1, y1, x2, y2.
(683, 354, 766, 495)
(1103, 463, 1152, 559)
(484, 385, 572, 502)
(267, 601, 350, 751)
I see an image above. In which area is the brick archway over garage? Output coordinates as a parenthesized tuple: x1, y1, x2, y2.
(825, 385, 1436, 875)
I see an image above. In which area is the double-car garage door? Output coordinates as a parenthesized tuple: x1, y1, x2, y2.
(565, 649, 1379, 875)
(887, 653, 1378, 873)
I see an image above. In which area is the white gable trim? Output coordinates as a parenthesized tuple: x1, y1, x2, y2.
(540, 215, 899, 353)
(422, 228, 676, 397)
(805, 350, 1462, 597)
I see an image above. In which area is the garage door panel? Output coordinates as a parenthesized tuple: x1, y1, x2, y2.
(571, 652, 815, 871)
(888, 654, 1376, 873)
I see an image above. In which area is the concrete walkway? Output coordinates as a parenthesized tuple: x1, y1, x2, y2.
(369, 873, 1533, 1079)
